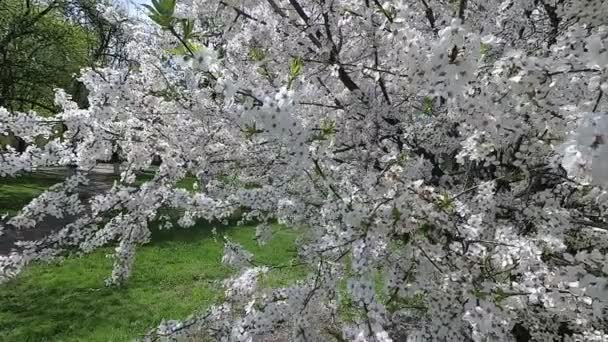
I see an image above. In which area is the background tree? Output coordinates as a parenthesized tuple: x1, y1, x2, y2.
(0, 0, 90, 113)
(0, 0, 128, 153)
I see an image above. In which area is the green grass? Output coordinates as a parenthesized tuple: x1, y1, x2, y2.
(133, 171, 197, 191)
(0, 223, 306, 342)
(0, 171, 194, 217)
(0, 172, 305, 340)
(0, 173, 64, 216)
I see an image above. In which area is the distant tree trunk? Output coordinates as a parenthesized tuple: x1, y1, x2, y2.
(68, 163, 78, 178)
(152, 155, 162, 166)
(72, 80, 90, 110)
(110, 143, 122, 176)
(14, 135, 26, 153)
(67, 81, 89, 189)
(112, 151, 121, 176)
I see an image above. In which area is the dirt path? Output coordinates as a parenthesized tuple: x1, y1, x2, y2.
(0, 167, 116, 255)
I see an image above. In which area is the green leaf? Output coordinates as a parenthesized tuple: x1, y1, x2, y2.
(166, 42, 201, 55)
(241, 122, 264, 139)
(471, 288, 488, 300)
(480, 42, 491, 57)
(289, 56, 303, 78)
(142, 4, 158, 15)
(436, 193, 453, 210)
(152, 0, 176, 16)
(287, 56, 304, 89)
(144, 0, 176, 28)
(391, 207, 401, 222)
(180, 18, 195, 41)
(248, 47, 266, 62)
(418, 223, 434, 237)
(397, 152, 409, 165)
(320, 119, 336, 137)
(257, 65, 273, 80)
(422, 96, 434, 116)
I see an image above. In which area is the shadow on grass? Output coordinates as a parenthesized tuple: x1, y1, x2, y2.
(147, 219, 216, 245)
(146, 216, 249, 245)
(0, 173, 64, 216)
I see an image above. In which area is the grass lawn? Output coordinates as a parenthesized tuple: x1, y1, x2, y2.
(0, 172, 305, 341)
(0, 170, 196, 217)
(0, 173, 64, 216)
(0, 222, 305, 341)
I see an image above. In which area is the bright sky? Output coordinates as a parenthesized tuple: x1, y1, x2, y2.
(119, 0, 149, 15)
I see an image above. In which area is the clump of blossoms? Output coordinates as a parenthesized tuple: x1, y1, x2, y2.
(2, 0, 608, 340)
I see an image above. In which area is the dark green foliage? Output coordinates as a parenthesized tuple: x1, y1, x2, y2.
(0, 0, 98, 115)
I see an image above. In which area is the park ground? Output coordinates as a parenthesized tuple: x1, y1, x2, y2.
(0, 173, 306, 341)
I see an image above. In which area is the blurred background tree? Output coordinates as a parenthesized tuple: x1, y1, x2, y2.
(0, 0, 128, 151)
